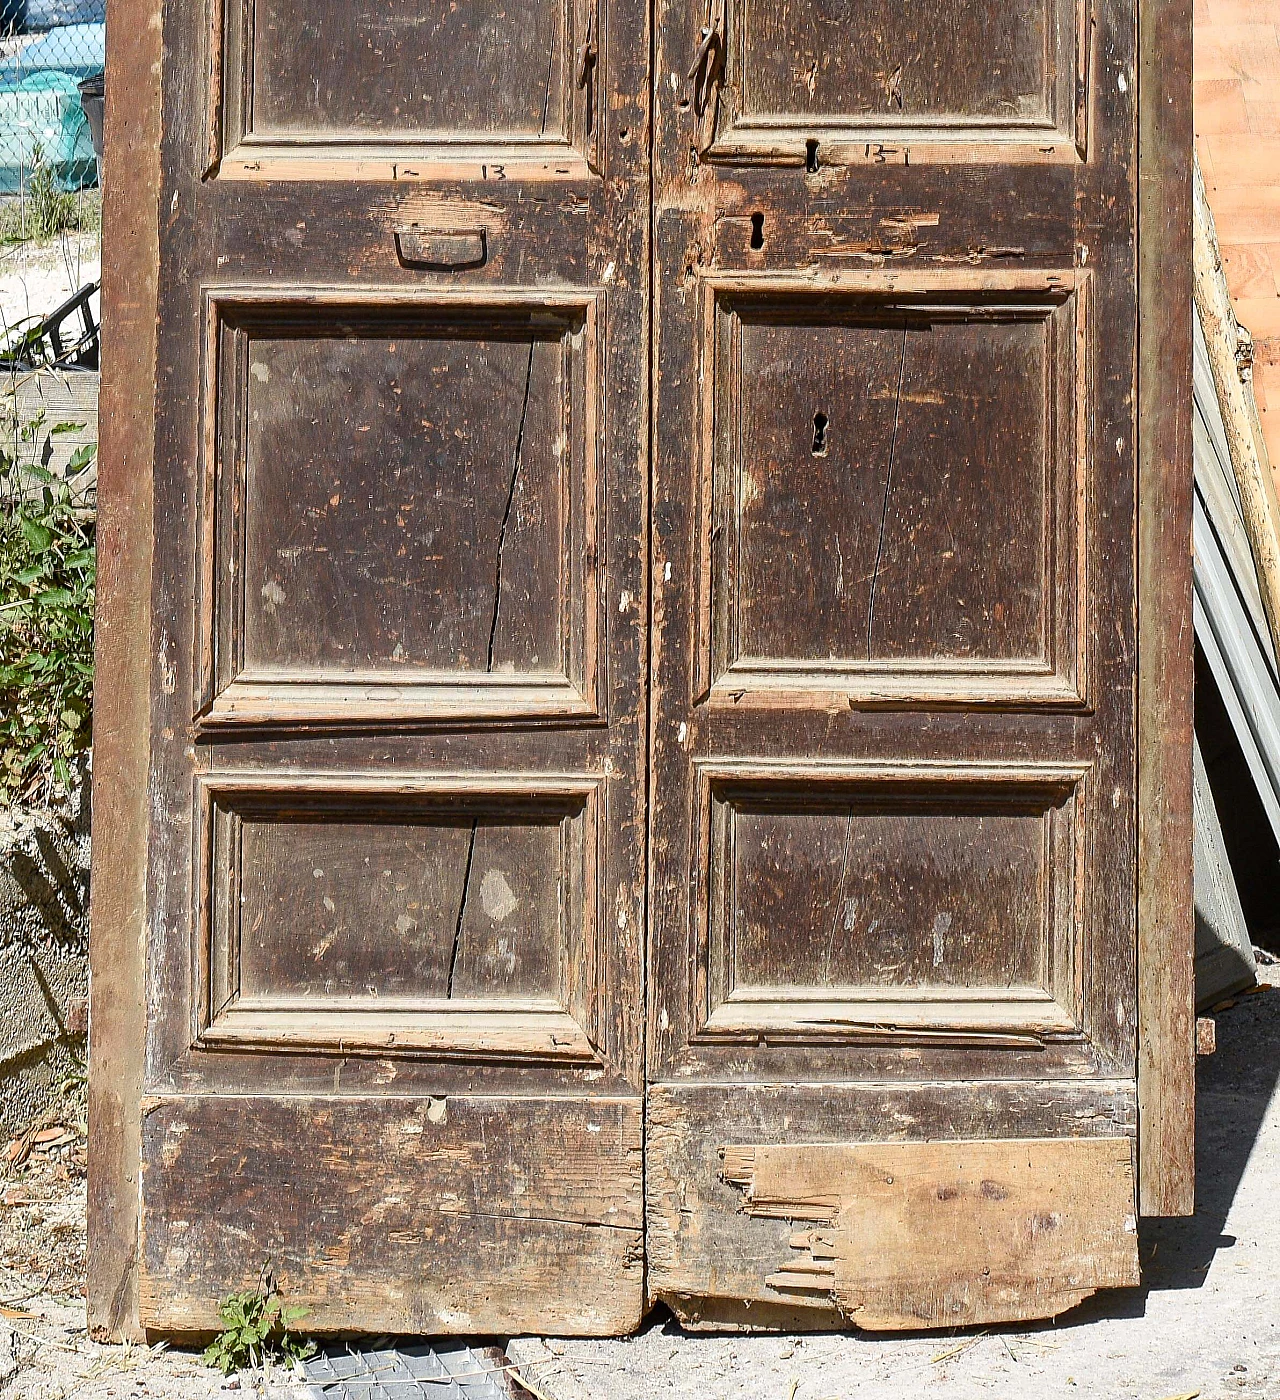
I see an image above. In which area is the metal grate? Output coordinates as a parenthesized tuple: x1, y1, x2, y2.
(300, 1344, 511, 1400)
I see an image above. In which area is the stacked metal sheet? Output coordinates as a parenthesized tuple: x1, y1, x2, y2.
(1193, 307, 1269, 1006)
(300, 1342, 511, 1400)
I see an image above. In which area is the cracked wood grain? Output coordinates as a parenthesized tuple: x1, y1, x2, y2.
(486, 339, 536, 671)
(446, 819, 480, 999)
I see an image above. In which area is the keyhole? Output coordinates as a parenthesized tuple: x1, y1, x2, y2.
(806, 138, 820, 173)
(812, 411, 829, 455)
(750, 211, 765, 250)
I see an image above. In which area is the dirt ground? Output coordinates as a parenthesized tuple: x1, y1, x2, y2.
(3, 986, 1279, 1400)
(0, 235, 99, 339)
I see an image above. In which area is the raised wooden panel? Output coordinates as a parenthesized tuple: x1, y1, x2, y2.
(196, 772, 603, 1061)
(706, 0, 1090, 161)
(692, 761, 1089, 1041)
(697, 271, 1088, 708)
(210, 0, 602, 176)
(198, 288, 601, 728)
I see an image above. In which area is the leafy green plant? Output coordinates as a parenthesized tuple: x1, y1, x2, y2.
(24, 143, 77, 242)
(201, 1277, 315, 1376)
(0, 416, 95, 804)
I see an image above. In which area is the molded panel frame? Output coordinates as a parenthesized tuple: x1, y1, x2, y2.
(205, 0, 606, 179)
(692, 269, 1092, 711)
(700, 0, 1093, 164)
(688, 758, 1092, 1045)
(193, 770, 607, 1063)
(195, 285, 606, 731)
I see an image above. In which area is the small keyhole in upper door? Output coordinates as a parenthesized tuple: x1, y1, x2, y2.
(812, 411, 829, 455)
(750, 212, 765, 250)
(806, 138, 820, 172)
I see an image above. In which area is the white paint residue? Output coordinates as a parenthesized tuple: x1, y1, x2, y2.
(261, 579, 286, 613)
(678, 722, 688, 743)
(842, 896, 858, 932)
(395, 913, 417, 936)
(664, 561, 672, 581)
(250, 360, 270, 383)
(932, 911, 953, 968)
(619, 589, 633, 612)
(427, 1098, 447, 1124)
(322, 896, 336, 914)
(313, 868, 324, 879)
(1118, 70, 1128, 93)
(480, 868, 519, 923)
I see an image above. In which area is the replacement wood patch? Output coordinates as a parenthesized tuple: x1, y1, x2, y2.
(720, 1138, 1139, 1330)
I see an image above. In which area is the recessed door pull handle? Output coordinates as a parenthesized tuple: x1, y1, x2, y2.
(394, 227, 487, 270)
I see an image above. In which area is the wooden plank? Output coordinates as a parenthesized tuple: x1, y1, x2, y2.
(85, 0, 162, 1342)
(720, 1138, 1139, 1330)
(1137, 0, 1196, 1217)
(138, 1095, 644, 1335)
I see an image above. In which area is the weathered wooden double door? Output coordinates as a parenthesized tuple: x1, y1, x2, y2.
(90, 0, 1192, 1340)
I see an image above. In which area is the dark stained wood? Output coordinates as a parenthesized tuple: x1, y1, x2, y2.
(738, 0, 1066, 128)
(238, 325, 568, 677)
(94, 0, 1191, 1334)
(1136, 0, 1195, 1216)
(728, 305, 1054, 668)
(139, 1095, 643, 1334)
(86, 0, 163, 1340)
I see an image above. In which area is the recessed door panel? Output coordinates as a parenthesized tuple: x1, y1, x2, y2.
(252, 0, 571, 138)
(699, 275, 1086, 706)
(201, 291, 601, 726)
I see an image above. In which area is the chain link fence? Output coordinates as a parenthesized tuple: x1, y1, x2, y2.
(0, 0, 100, 805)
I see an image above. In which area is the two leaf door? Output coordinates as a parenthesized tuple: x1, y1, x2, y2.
(89, 0, 1192, 1339)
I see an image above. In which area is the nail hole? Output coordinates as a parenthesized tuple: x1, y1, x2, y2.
(749, 211, 765, 250)
(619, 126, 631, 142)
(805, 138, 820, 172)
(812, 411, 829, 455)
(678, 97, 691, 111)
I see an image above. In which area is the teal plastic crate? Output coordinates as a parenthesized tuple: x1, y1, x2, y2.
(0, 71, 96, 193)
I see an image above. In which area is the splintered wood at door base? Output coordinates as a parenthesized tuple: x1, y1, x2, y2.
(89, 0, 1193, 1342)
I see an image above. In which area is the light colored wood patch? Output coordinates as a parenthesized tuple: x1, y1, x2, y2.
(721, 1137, 1139, 1330)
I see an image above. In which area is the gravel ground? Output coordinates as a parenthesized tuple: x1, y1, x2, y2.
(3, 988, 1279, 1399)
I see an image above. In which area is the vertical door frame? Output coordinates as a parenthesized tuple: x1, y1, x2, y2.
(86, 0, 161, 1340)
(1136, 0, 1195, 1217)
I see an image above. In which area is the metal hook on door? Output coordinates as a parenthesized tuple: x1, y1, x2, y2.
(686, 0, 725, 152)
(576, 12, 598, 130)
